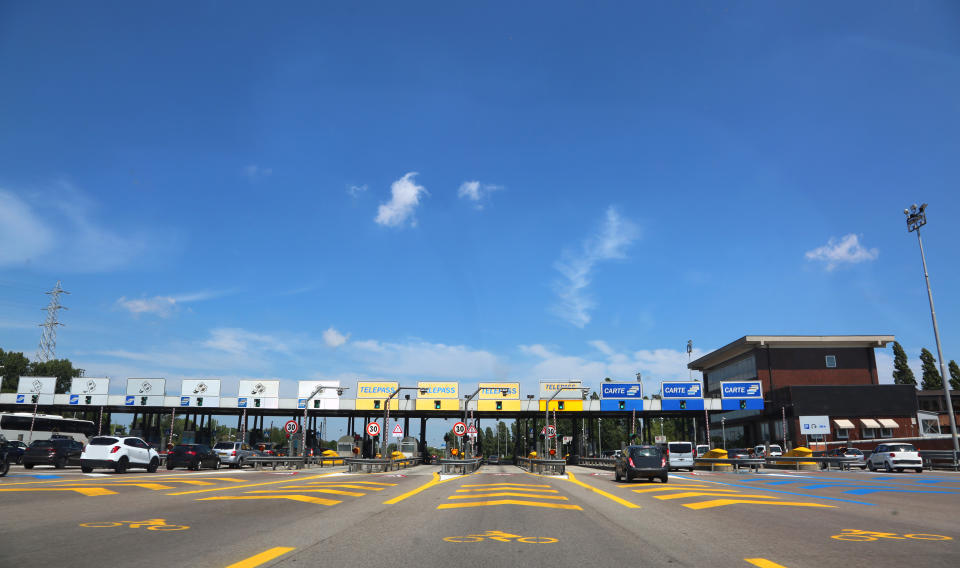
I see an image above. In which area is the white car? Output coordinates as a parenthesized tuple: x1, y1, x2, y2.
(755, 444, 783, 457)
(80, 436, 160, 474)
(867, 443, 922, 473)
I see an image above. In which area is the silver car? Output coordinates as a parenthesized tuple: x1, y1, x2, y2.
(213, 441, 256, 468)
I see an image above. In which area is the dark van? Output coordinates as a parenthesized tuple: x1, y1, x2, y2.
(615, 445, 668, 483)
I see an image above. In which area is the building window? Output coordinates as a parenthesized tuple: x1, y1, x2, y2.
(921, 419, 941, 435)
(825, 355, 837, 368)
(835, 428, 849, 440)
(862, 427, 875, 439)
(808, 434, 825, 442)
(879, 428, 893, 439)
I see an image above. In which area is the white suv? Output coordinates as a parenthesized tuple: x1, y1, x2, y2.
(867, 443, 922, 473)
(80, 436, 160, 474)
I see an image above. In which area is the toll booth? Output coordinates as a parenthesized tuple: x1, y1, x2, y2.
(399, 436, 418, 458)
(336, 435, 356, 457)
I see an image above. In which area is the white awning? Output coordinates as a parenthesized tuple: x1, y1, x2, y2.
(878, 419, 899, 429)
(860, 418, 882, 429)
(833, 419, 856, 429)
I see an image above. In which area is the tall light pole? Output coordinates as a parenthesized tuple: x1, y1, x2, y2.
(462, 387, 510, 457)
(905, 203, 960, 456)
(543, 387, 589, 458)
(381, 387, 426, 458)
(301, 385, 347, 457)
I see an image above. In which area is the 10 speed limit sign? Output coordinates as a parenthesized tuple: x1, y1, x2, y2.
(366, 422, 381, 437)
(452, 421, 466, 437)
(284, 420, 300, 435)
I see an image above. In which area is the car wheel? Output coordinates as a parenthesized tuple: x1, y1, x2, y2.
(115, 457, 128, 474)
(81, 465, 93, 473)
(885, 461, 893, 473)
(625, 470, 633, 483)
(614, 468, 621, 482)
(193, 460, 202, 471)
(238, 458, 245, 469)
(660, 475, 668, 483)
(16, 455, 23, 465)
(24, 463, 34, 469)
(54, 456, 67, 469)
(861, 466, 867, 470)
(915, 468, 923, 473)
(867, 461, 875, 471)
(166, 463, 174, 470)
(147, 458, 159, 473)
(214, 459, 221, 470)
(0, 458, 9, 477)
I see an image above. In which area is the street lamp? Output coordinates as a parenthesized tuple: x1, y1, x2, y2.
(461, 387, 510, 457)
(380, 387, 426, 458)
(300, 385, 348, 457)
(543, 387, 589, 458)
(904, 203, 959, 457)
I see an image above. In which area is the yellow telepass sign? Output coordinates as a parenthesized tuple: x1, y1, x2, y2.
(355, 381, 399, 399)
(538, 380, 582, 399)
(478, 382, 520, 400)
(416, 382, 459, 399)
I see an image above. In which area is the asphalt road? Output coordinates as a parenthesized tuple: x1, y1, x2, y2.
(1, 462, 958, 567)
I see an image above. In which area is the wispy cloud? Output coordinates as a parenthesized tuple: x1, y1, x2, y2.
(323, 326, 350, 348)
(458, 180, 503, 210)
(375, 172, 428, 228)
(805, 234, 878, 270)
(202, 327, 291, 355)
(0, 184, 159, 272)
(243, 164, 273, 181)
(115, 290, 228, 318)
(552, 206, 640, 327)
(347, 184, 368, 197)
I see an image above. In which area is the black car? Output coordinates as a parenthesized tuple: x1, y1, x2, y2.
(22, 437, 83, 469)
(165, 444, 220, 470)
(615, 445, 668, 483)
(0, 435, 12, 477)
(1, 439, 27, 465)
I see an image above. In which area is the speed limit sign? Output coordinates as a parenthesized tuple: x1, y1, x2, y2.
(366, 422, 381, 437)
(284, 420, 300, 435)
(452, 421, 466, 437)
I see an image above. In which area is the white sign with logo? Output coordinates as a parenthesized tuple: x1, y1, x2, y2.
(16, 376, 56, 404)
(126, 378, 166, 406)
(297, 380, 341, 410)
(654, 435, 667, 444)
(180, 379, 221, 407)
(799, 415, 831, 435)
(538, 379, 582, 399)
(69, 377, 110, 405)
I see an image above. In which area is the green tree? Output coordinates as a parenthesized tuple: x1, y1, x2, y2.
(920, 348, 943, 390)
(949, 360, 960, 391)
(891, 341, 917, 386)
(0, 349, 30, 393)
(29, 358, 84, 393)
(484, 426, 495, 456)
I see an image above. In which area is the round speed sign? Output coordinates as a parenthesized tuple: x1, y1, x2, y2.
(284, 420, 300, 435)
(366, 422, 381, 437)
(452, 421, 467, 437)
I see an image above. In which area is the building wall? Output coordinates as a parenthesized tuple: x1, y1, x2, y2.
(755, 347, 878, 392)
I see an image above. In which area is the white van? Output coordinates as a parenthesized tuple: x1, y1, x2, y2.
(667, 441, 695, 471)
(755, 444, 783, 457)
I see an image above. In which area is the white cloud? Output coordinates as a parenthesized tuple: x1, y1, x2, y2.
(347, 184, 368, 197)
(203, 328, 290, 355)
(457, 180, 502, 209)
(375, 172, 428, 227)
(348, 339, 500, 378)
(243, 164, 273, 181)
(323, 326, 350, 348)
(552, 206, 640, 327)
(805, 234, 878, 270)
(0, 184, 153, 272)
(116, 290, 227, 318)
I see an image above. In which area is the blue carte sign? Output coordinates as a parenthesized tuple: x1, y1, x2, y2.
(720, 381, 763, 399)
(661, 382, 703, 399)
(238, 397, 248, 408)
(297, 398, 307, 409)
(180, 396, 190, 407)
(16, 394, 25, 403)
(125, 396, 135, 405)
(69, 394, 79, 405)
(600, 383, 643, 399)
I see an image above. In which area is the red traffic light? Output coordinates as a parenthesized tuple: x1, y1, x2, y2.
(549, 449, 556, 456)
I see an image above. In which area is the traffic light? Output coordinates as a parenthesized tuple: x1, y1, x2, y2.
(314, 400, 321, 409)
(374, 400, 381, 409)
(679, 400, 687, 410)
(739, 400, 747, 409)
(557, 401, 565, 410)
(618, 400, 625, 410)
(254, 398, 261, 408)
(85, 396, 92, 405)
(140, 396, 148, 405)
(496, 401, 503, 410)
(434, 400, 441, 410)
(31, 395, 39, 404)
(197, 397, 204, 407)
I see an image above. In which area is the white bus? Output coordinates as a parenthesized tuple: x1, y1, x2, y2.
(0, 412, 95, 444)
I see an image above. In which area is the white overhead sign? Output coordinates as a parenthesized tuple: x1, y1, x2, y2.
(297, 380, 341, 410)
(799, 415, 831, 435)
(69, 378, 110, 405)
(238, 379, 280, 398)
(125, 378, 166, 406)
(180, 379, 221, 407)
(18, 377, 56, 394)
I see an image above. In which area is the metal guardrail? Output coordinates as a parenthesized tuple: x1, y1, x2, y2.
(344, 457, 422, 473)
(438, 458, 482, 475)
(246, 456, 348, 471)
(516, 457, 566, 475)
(919, 450, 959, 471)
(576, 457, 615, 469)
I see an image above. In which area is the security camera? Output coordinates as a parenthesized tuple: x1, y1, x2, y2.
(337, 389, 344, 396)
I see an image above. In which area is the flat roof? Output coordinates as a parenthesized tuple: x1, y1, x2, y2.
(688, 335, 895, 371)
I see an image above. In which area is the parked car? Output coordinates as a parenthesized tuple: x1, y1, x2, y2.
(80, 436, 160, 473)
(213, 441, 256, 468)
(0, 435, 11, 477)
(255, 442, 278, 456)
(23, 437, 83, 469)
(667, 441, 695, 471)
(727, 448, 755, 459)
(867, 443, 922, 473)
(821, 447, 867, 470)
(486, 455, 500, 465)
(166, 444, 220, 470)
(615, 445, 668, 483)
(695, 444, 711, 457)
(754, 444, 783, 457)
(1, 439, 27, 464)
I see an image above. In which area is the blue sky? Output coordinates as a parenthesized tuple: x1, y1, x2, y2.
(2, 2, 960, 434)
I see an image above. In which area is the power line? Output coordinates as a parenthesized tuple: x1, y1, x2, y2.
(36, 280, 69, 362)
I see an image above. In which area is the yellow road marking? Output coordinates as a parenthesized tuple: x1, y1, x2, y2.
(250, 488, 366, 497)
(297, 481, 395, 486)
(167, 473, 336, 496)
(655, 492, 778, 500)
(563, 473, 641, 509)
(225, 547, 296, 568)
(745, 559, 790, 568)
(287, 484, 387, 491)
(629, 486, 721, 493)
(462, 483, 551, 488)
(685, 499, 835, 510)
(199, 495, 341, 505)
(447, 492, 569, 500)
(438, 499, 583, 510)
(0, 487, 117, 496)
(156, 477, 244, 483)
(456, 487, 559, 493)
(383, 472, 462, 505)
(114, 483, 175, 491)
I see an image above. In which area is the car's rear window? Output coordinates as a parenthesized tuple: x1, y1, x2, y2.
(669, 443, 692, 453)
(214, 442, 235, 449)
(89, 437, 118, 445)
(173, 445, 196, 452)
(888, 444, 916, 452)
(30, 440, 54, 447)
(846, 449, 863, 455)
(630, 447, 660, 458)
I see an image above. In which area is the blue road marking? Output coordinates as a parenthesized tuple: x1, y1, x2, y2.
(843, 487, 958, 495)
(10, 474, 63, 479)
(670, 476, 876, 506)
(736, 479, 959, 495)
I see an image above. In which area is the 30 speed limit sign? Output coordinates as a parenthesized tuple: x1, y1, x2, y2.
(452, 421, 467, 437)
(366, 422, 381, 437)
(284, 420, 300, 435)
